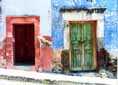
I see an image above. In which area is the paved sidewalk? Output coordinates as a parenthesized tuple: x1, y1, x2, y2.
(0, 68, 117, 85)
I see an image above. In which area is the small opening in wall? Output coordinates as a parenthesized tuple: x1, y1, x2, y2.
(86, 0, 96, 3)
(0, 7, 1, 14)
(86, 0, 92, 2)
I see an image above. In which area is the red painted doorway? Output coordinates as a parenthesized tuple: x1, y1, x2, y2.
(6, 16, 40, 71)
(13, 24, 35, 65)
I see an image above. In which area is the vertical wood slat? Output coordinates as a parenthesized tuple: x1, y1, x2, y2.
(70, 21, 96, 71)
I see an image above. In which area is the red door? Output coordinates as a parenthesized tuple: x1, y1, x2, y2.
(13, 24, 35, 65)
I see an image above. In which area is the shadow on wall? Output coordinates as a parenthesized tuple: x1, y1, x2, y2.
(97, 48, 110, 70)
(97, 48, 117, 75)
(61, 50, 69, 73)
(60, 48, 117, 74)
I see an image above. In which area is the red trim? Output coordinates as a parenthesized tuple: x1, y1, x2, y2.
(6, 16, 40, 71)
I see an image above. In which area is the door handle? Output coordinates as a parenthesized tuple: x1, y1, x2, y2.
(79, 40, 84, 43)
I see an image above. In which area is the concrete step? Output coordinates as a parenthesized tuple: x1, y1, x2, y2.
(14, 66, 34, 71)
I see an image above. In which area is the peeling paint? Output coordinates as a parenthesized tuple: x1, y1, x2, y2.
(51, 0, 118, 57)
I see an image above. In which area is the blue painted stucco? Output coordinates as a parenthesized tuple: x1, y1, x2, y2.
(51, 0, 118, 53)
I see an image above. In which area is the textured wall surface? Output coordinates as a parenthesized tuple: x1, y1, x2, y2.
(51, 0, 118, 57)
(0, 0, 51, 37)
(40, 36, 52, 72)
(0, 0, 51, 70)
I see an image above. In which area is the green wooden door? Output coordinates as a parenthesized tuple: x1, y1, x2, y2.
(70, 23, 95, 71)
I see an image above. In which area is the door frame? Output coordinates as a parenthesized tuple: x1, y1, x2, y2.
(69, 21, 97, 71)
(6, 16, 40, 70)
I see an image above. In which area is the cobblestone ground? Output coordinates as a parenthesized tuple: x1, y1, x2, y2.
(0, 79, 45, 85)
(0, 78, 108, 85)
(0, 80, 47, 85)
(0, 68, 117, 85)
(0, 75, 117, 85)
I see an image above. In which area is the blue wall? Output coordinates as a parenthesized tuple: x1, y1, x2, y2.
(51, 0, 118, 53)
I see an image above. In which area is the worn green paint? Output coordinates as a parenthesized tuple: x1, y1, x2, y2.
(70, 23, 94, 70)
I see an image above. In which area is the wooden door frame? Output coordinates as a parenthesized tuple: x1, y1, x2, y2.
(6, 16, 40, 70)
(69, 20, 97, 71)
